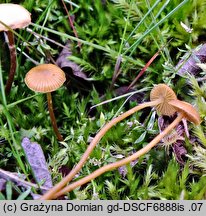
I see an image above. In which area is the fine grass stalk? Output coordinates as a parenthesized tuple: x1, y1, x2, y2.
(123, 0, 189, 56)
(0, 63, 27, 176)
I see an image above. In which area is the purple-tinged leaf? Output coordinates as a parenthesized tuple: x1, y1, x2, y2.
(0, 168, 49, 193)
(177, 44, 206, 76)
(118, 159, 138, 178)
(114, 86, 145, 103)
(21, 137, 53, 192)
(0, 178, 6, 191)
(172, 141, 187, 165)
(56, 41, 87, 79)
(158, 116, 187, 165)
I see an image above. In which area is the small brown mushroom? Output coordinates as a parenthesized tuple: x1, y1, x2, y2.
(0, 3, 31, 94)
(40, 84, 179, 200)
(168, 100, 201, 125)
(25, 64, 66, 141)
(150, 83, 177, 116)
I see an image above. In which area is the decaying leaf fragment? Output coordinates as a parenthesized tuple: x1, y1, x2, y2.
(158, 116, 187, 165)
(56, 41, 87, 79)
(177, 43, 206, 76)
(21, 137, 53, 192)
(0, 168, 49, 199)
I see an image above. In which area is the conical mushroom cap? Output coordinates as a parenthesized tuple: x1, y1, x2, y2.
(168, 99, 201, 125)
(150, 84, 177, 116)
(25, 64, 66, 93)
(0, 4, 31, 31)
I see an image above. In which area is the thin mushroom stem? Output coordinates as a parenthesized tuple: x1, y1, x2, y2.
(46, 92, 63, 141)
(40, 98, 163, 200)
(5, 31, 17, 95)
(53, 113, 184, 199)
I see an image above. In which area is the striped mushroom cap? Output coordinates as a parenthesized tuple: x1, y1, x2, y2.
(168, 100, 201, 125)
(0, 4, 31, 31)
(25, 64, 66, 93)
(150, 84, 177, 116)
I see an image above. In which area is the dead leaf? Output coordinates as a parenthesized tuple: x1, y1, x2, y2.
(0, 168, 49, 193)
(158, 116, 187, 165)
(177, 44, 206, 76)
(114, 86, 145, 103)
(56, 41, 87, 79)
(21, 137, 53, 192)
(172, 141, 187, 165)
(0, 178, 6, 191)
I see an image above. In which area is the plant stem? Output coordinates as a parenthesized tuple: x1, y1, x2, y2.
(40, 99, 162, 200)
(46, 92, 63, 141)
(61, 0, 81, 48)
(53, 113, 184, 199)
(30, 23, 145, 68)
(0, 63, 28, 177)
(5, 31, 17, 95)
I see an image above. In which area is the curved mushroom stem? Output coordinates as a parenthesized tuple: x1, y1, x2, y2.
(46, 92, 63, 141)
(5, 31, 17, 95)
(40, 98, 163, 200)
(51, 113, 184, 199)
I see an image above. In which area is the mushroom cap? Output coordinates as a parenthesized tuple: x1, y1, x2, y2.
(0, 4, 31, 32)
(25, 64, 66, 93)
(168, 99, 201, 125)
(150, 84, 177, 116)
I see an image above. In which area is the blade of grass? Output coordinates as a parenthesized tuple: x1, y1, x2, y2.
(30, 23, 145, 67)
(39, 0, 55, 35)
(63, 0, 80, 8)
(6, 181, 12, 200)
(110, 0, 133, 89)
(0, 94, 40, 113)
(0, 62, 27, 176)
(90, 87, 149, 110)
(127, 39, 173, 90)
(123, 0, 189, 56)
(145, 0, 172, 63)
(125, 0, 162, 43)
